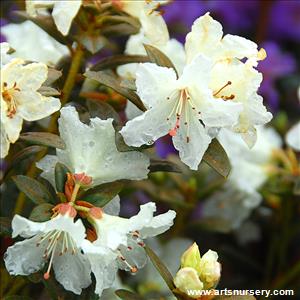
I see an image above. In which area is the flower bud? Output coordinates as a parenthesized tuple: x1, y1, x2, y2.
(198, 250, 221, 289)
(174, 267, 204, 299)
(73, 172, 93, 186)
(180, 242, 201, 274)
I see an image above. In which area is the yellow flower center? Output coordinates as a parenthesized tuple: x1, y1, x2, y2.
(2, 82, 20, 118)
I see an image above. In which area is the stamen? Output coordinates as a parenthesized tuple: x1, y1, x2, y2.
(213, 81, 232, 97)
(44, 239, 58, 280)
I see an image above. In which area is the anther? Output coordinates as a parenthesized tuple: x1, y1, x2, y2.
(213, 81, 232, 97)
(186, 136, 190, 143)
(131, 266, 138, 273)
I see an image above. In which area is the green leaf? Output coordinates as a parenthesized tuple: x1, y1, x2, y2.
(144, 44, 178, 78)
(149, 159, 181, 173)
(115, 289, 144, 300)
(189, 218, 233, 234)
(0, 217, 12, 236)
(28, 272, 43, 283)
(14, 12, 70, 45)
(30, 203, 54, 222)
(12, 175, 54, 205)
(87, 99, 121, 125)
(38, 86, 60, 97)
(44, 68, 63, 85)
(85, 70, 146, 112)
(3, 145, 46, 178)
(20, 132, 65, 149)
(55, 163, 71, 193)
(203, 139, 231, 178)
(91, 55, 149, 71)
(81, 181, 124, 207)
(145, 246, 175, 292)
(102, 23, 139, 36)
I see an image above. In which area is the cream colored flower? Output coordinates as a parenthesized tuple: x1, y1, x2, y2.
(120, 55, 242, 170)
(2, 21, 69, 66)
(37, 106, 150, 188)
(26, 0, 82, 35)
(82, 200, 176, 296)
(4, 205, 91, 294)
(1, 58, 61, 158)
(117, 0, 185, 79)
(185, 13, 271, 147)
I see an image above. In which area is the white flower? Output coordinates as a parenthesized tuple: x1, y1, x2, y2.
(26, 0, 82, 36)
(37, 106, 150, 188)
(121, 0, 169, 46)
(286, 122, 300, 151)
(185, 13, 271, 147)
(1, 42, 12, 67)
(4, 204, 91, 295)
(117, 1, 185, 79)
(286, 87, 300, 151)
(2, 21, 69, 66)
(1, 59, 61, 158)
(117, 30, 185, 79)
(185, 12, 265, 65)
(82, 200, 176, 296)
(202, 126, 281, 229)
(120, 55, 242, 170)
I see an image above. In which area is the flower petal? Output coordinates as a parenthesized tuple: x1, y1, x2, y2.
(2, 114, 23, 143)
(136, 63, 177, 109)
(120, 100, 174, 147)
(185, 12, 223, 63)
(53, 252, 92, 295)
(16, 62, 48, 91)
(82, 241, 118, 296)
(52, 0, 82, 35)
(103, 195, 120, 216)
(172, 110, 212, 170)
(286, 121, 300, 151)
(4, 236, 47, 276)
(36, 154, 59, 188)
(56, 106, 150, 187)
(15, 92, 61, 121)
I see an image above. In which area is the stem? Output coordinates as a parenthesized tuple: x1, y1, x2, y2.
(73, 205, 90, 212)
(14, 45, 84, 215)
(70, 183, 81, 203)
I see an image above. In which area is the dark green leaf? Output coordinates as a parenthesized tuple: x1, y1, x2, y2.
(0, 217, 12, 236)
(38, 177, 59, 204)
(115, 289, 144, 300)
(38, 86, 60, 97)
(5, 145, 46, 175)
(144, 44, 178, 78)
(149, 159, 181, 173)
(115, 131, 137, 152)
(12, 175, 54, 205)
(44, 68, 63, 85)
(145, 246, 175, 292)
(81, 181, 124, 207)
(102, 23, 139, 36)
(30, 203, 54, 222)
(20, 132, 65, 149)
(96, 15, 140, 29)
(28, 272, 43, 283)
(203, 139, 231, 178)
(14, 12, 70, 45)
(91, 55, 149, 71)
(85, 70, 146, 112)
(55, 163, 71, 193)
(87, 99, 121, 125)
